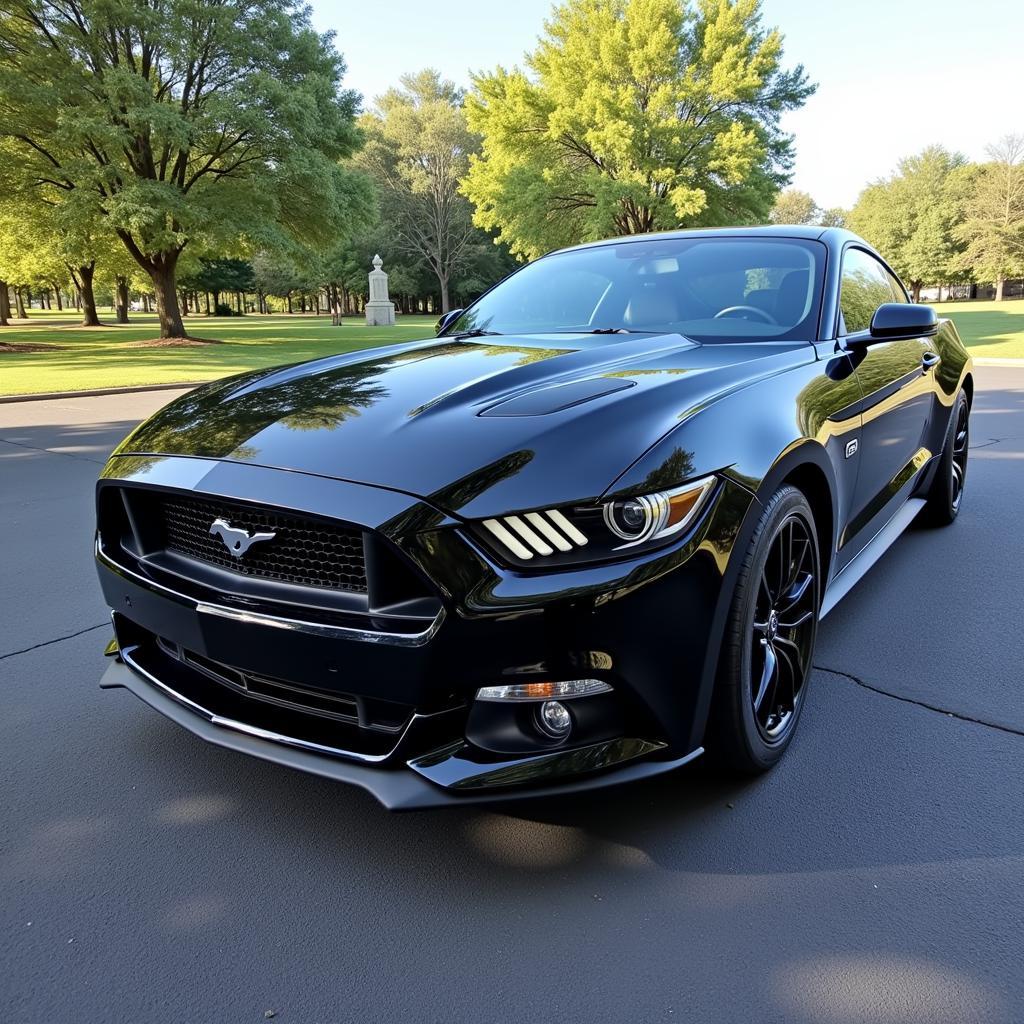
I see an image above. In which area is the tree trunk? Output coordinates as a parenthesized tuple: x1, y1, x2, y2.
(180, 290, 190, 316)
(995, 278, 1005, 301)
(54, 285, 63, 311)
(72, 263, 101, 327)
(911, 281, 922, 303)
(149, 258, 186, 338)
(437, 272, 451, 314)
(286, 293, 293, 314)
(0, 280, 9, 325)
(15, 287, 27, 318)
(115, 276, 130, 324)
(330, 283, 343, 326)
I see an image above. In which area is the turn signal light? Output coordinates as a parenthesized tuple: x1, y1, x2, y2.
(475, 679, 612, 702)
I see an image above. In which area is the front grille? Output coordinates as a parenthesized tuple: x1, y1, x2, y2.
(155, 636, 410, 733)
(144, 492, 367, 593)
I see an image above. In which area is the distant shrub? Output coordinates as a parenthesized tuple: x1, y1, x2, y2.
(213, 302, 240, 317)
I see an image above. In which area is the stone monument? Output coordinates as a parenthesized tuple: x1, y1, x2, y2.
(364, 254, 396, 326)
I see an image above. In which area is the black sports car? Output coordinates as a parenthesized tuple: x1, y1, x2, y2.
(96, 226, 972, 809)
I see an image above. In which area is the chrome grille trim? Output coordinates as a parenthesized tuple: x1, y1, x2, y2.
(119, 644, 412, 764)
(97, 539, 445, 647)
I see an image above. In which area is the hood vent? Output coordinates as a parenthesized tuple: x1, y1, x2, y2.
(479, 377, 635, 417)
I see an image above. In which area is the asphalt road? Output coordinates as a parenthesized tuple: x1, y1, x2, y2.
(1, 370, 1022, 1024)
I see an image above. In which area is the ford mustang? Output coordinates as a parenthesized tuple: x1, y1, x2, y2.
(96, 226, 972, 809)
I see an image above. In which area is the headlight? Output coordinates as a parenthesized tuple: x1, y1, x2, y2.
(476, 475, 717, 567)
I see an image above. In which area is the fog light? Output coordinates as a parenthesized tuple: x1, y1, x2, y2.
(475, 679, 612, 701)
(538, 700, 572, 739)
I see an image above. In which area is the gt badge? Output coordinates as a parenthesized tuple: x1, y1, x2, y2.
(845, 438, 859, 459)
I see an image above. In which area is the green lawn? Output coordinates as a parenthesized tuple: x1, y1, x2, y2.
(1, 298, 1021, 397)
(932, 299, 1024, 359)
(0, 313, 439, 395)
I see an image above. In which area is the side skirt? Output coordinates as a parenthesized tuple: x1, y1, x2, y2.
(820, 497, 926, 619)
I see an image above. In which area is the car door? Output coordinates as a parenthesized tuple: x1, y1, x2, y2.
(840, 247, 935, 545)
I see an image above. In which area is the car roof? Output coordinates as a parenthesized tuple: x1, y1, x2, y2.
(550, 225, 864, 256)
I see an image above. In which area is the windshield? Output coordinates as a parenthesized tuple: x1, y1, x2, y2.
(449, 236, 826, 343)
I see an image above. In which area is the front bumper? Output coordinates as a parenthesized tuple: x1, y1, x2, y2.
(101, 657, 701, 810)
(96, 456, 756, 807)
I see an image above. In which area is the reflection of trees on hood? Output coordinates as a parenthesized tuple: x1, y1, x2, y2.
(281, 405, 375, 432)
(638, 447, 696, 493)
(119, 364, 390, 458)
(428, 451, 535, 514)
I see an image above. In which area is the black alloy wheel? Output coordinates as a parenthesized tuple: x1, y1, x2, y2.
(922, 389, 970, 526)
(950, 397, 969, 513)
(750, 513, 817, 742)
(708, 485, 820, 774)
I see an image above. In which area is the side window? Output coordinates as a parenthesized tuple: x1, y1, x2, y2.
(885, 269, 908, 303)
(840, 248, 895, 334)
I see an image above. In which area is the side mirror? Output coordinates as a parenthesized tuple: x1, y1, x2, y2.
(867, 303, 939, 341)
(435, 308, 464, 336)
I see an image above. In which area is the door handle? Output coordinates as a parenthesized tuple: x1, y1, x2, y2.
(922, 351, 941, 369)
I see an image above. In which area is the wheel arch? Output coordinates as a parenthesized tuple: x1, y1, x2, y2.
(689, 442, 838, 752)
(779, 462, 835, 587)
(753, 441, 839, 588)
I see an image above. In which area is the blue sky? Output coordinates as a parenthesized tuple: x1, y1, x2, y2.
(308, 0, 1021, 210)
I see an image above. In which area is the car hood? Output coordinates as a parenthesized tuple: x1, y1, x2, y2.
(115, 333, 813, 518)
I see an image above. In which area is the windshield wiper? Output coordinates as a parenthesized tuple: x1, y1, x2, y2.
(587, 327, 634, 334)
(454, 328, 502, 338)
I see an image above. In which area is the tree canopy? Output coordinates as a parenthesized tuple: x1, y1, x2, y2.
(0, 0, 370, 336)
(358, 70, 480, 312)
(462, 0, 813, 258)
(770, 188, 819, 225)
(848, 146, 971, 301)
(955, 135, 1024, 299)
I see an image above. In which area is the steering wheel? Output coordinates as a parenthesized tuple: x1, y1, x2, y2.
(713, 305, 778, 325)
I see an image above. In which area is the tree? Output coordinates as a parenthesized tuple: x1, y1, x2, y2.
(181, 259, 255, 313)
(818, 207, 846, 228)
(462, 0, 813, 258)
(252, 252, 308, 314)
(770, 189, 819, 225)
(956, 135, 1024, 300)
(358, 70, 478, 313)
(0, 0, 367, 338)
(848, 146, 970, 301)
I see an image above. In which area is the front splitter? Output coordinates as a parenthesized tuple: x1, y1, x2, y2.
(101, 659, 703, 811)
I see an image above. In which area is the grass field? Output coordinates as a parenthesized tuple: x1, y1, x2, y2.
(931, 299, 1024, 359)
(1, 299, 1021, 396)
(0, 313, 439, 395)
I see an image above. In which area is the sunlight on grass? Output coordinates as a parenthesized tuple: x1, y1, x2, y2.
(933, 300, 1024, 359)
(0, 314, 439, 394)
(2, 301, 1021, 396)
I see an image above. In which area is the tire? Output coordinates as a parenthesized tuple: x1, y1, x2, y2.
(920, 390, 969, 527)
(707, 485, 821, 774)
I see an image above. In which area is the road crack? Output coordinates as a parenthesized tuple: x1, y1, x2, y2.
(816, 664, 1024, 738)
(0, 622, 109, 661)
(0, 436, 105, 465)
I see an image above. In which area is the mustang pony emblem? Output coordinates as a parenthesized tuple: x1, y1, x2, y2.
(209, 518, 277, 559)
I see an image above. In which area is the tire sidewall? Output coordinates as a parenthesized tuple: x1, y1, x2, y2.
(944, 391, 969, 519)
(734, 488, 821, 769)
